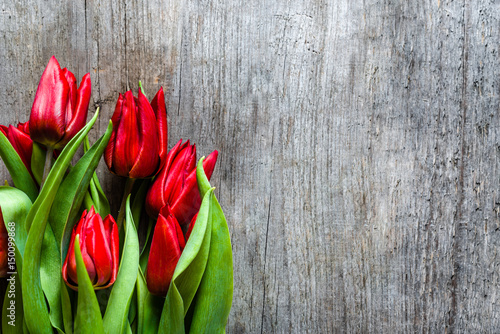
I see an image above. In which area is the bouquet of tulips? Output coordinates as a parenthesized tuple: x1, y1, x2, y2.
(0, 56, 233, 333)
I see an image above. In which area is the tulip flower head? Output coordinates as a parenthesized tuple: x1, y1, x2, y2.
(29, 56, 91, 150)
(0, 208, 8, 278)
(0, 122, 33, 175)
(62, 207, 119, 290)
(145, 140, 218, 225)
(146, 205, 185, 297)
(105, 87, 168, 179)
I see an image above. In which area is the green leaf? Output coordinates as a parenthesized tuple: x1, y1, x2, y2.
(158, 188, 214, 334)
(0, 186, 31, 334)
(2, 274, 24, 334)
(73, 235, 104, 334)
(88, 172, 111, 217)
(22, 110, 99, 334)
(40, 223, 64, 331)
(189, 158, 233, 333)
(0, 131, 38, 201)
(136, 266, 163, 334)
(103, 195, 139, 334)
(83, 135, 111, 217)
(51, 120, 113, 261)
(0, 186, 31, 261)
(61, 283, 73, 334)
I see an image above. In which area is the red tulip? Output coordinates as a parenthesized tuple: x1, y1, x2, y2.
(104, 87, 168, 178)
(0, 122, 33, 176)
(62, 206, 119, 290)
(146, 205, 185, 296)
(145, 140, 218, 225)
(0, 208, 8, 278)
(29, 56, 91, 150)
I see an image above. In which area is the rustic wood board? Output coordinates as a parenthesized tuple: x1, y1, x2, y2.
(1, 0, 499, 332)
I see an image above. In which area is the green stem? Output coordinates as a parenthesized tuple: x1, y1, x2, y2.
(117, 178, 136, 231)
(40, 147, 54, 188)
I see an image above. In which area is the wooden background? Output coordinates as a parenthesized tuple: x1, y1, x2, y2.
(1, 0, 499, 332)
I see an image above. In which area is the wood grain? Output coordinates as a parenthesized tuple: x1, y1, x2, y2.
(1, 0, 499, 332)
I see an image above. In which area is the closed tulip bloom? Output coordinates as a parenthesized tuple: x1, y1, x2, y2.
(146, 205, 185, 297)
(0, 208, 7, 278)
(104, 87, 168, 178)
(62, 207, 119, 290)
(145, 140, 218, 225)
(29, 56, 91, 150)
(0, 122, 33, 175)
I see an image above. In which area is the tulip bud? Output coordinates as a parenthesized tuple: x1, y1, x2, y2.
(145, 140, 218, 225)
(146, 205, 185, 296)
(0, 208, 8, 278)
(104, 87, 168, 178)
(29, 56, 91, 150)
(1, 122, 33, 177)
(62, 207, 119, 290)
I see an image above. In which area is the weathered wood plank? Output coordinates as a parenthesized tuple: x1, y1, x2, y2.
(1, 0, 499, 332)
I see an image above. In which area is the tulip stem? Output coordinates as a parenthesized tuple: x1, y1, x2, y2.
(40, 147, 54, 188)
(117, 178, 136, 231)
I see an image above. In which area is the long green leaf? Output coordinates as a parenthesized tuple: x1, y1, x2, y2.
(0, 186, 31, 262)
(83, 135, 110, 217)
(22, 110, 99, 334)
(74, 235, 104, 334)
(0, 187, 31, 334)
(2, 274, 23, 334)
(189, 158, 233, 333)
(40, 222, 64, 331)
(61, 283, 73, 334)
(158, 188, 214, 334)
(49, 120, 113, 260)
(0, 131, 38, 201)
(136, 266, 163, 334)
(103, 195, 139, 334)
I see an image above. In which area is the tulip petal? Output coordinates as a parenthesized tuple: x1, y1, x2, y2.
(171, 150, 218, 225)
(146, 209, 182, 297)
(29, 56, 69, 147)
(7, 124, 33, 174)
(103, 215, 119, 287)
(64, 210, 87, 287)
(105, 94, 124, 171)
(145, 139, 184, 219)
(113, 91, 140, 176)
(129, 89, 160, 178)
(151, 87, 168, 166)
(164, 141, 192, 203)
(61, 68, 78, 123)
(60, 72, 91, 147)
(85, 210, 112, 286)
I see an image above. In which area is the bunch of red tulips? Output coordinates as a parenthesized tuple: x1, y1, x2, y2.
(0, 56, 232, 333)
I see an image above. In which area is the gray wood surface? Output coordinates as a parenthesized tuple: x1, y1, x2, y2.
(1, 0, 500, 332)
